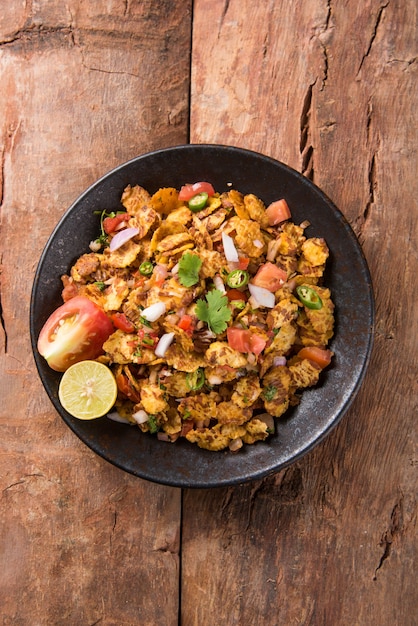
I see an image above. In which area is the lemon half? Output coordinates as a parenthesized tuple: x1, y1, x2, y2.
(58, 360, 117, 420)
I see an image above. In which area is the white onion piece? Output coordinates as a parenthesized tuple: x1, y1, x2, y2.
(171, 262, 179, 274)
(273, 356, 287, 367)
(89, 240, 102, 252)
(213, 274, 226, 293)
(253, 239, 264, 248)
(132, 409, 149, 424)
(248, 283, 275, 308)
(222, 232, 239, 262)
(154, 332, 175, 357)
(107, 411, 132, 424)
(157, 432, 171, 442)
(257, 413, 275, 433)
(109, 227, 139, 251)
(229, 437, 243, 452)
(141, 301, 166, 322)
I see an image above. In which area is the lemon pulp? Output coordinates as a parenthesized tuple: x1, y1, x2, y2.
(58, 360, 117, 420)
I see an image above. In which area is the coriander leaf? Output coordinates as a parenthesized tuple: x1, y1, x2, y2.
(195, 289, 232, 334)
(178, 252, 202, 287)
(263, 385, 277, 401)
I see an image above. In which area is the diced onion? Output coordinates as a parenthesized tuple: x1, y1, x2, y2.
(132, 409, 149, 424)
(89, 240, 102, 252)
(213, 274, 226, 293)
(171, 262, 179, 274)
(229, 437, 243, 452)
(154, 332, 175, 357)
(157, 432, 171, 442)
(109, 227, 139, 251)
(273, 356, 287, 367)
(107, 411, 132, 424)
(141, 301, 166, 322)
(248, 283, 275, 308)
(222, 232, 239, 262)
(256, 413, 275, 433)
(253, 239, 264, 248)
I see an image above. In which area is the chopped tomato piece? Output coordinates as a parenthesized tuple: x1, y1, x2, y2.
(226, 289, 247, 303)
(178, 314, 193, 332)
(178, 182, 215, 202)
(265, 199, 291, 225)
(227, 327, 266, 355)
(115, 373, 142, 403)
(251, 262, 287, 292)
(297, 346, 333, 369)
(37, 296, 114, 372)
(111, 312, 135, 333)
(238, 257, 249, 270)
(103, 212, 130, 234)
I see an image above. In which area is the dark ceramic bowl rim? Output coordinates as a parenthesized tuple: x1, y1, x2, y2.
(30, 144, 374, 488)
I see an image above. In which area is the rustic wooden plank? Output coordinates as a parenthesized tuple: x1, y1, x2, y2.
(0, 2, 191, 624)
(183, 1, 417, 624)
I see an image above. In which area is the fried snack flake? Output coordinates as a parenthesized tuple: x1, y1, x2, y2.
(60, 183, 335, 452)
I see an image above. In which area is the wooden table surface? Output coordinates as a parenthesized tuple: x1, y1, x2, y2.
(1, 1, 416, 624)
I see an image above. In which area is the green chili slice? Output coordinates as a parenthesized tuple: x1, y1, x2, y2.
(296, 285, 323, 310)
(139, 261, 154, 276)
(226, 269, 249, 289)
(188, 192, 209, 212)
(186, 367, 205, 390)
(231, 299, 246, 310)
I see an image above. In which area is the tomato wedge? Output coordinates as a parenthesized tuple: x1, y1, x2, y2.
(297, 347, 333, 369)
(251, 262, 287, 292)
(103, 212, 130, 234)
(111, 312, 135, 333)
(37, 296, 114, 372)
(115, 373, 142, 403)
(227, 327, 266, 355)
(178, 182, 215, 202)
(226, 289, 247, 303)
(265, 199, 291, 225)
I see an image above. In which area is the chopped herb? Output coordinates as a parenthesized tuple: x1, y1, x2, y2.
(139, 315, 152, 328)
(263, 385, 277, 401)
(273, 327, 281, 336)
(148, 414, 159, 434)
(195, 289, 232, 334)
(93, 209, 115, 245)
(94, 281, 106, 291)
(182, 409, 192, 420)
(141, 336, 155, 346)
(178, 252, 202, 287)
(133, 346, 143, 357)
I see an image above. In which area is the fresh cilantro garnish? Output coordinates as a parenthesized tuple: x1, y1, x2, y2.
(148, 414, 160, 434)
(263, 385, 277, 401)
(195, 289, 232, 334)
(178, 252, 202, 287)
(94, 281, 106, 291)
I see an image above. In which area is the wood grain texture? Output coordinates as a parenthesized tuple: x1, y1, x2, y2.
(0, 2, 191, 624)
(183, 1, 417, 624)
(1, 1, 416, 624)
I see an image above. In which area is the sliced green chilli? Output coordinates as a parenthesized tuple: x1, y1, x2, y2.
(188, 192, 209, 212)
(296, 285, 323, 310)
(186, 367, 205, 390)
(226, 269, 249, 289)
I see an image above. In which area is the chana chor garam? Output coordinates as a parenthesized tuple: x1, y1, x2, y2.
(38, 181, 334, 452)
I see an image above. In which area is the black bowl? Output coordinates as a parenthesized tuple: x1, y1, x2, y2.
(30, 145, 374, 488)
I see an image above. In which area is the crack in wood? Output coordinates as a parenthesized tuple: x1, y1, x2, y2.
(373, 494, 404, 580)
(300, 82, 316, 181)
(357, 2, 389, 76)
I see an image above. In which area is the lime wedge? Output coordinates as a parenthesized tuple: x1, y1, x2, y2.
(58, 360, 117, 420)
